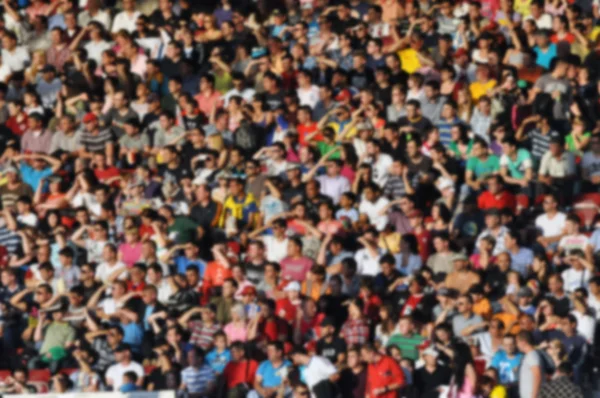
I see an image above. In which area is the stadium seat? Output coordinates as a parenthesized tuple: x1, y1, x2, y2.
(29, 369, 51, 382)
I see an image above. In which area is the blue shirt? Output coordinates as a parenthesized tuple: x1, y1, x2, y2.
(19, 163, 53, 191)
(490, 350, 523, 384)
(121, 322, 143, 352)
(510, 247, 534, 277)
(590, 228, 600, 252)
(175, 256, 206, 277)
(206, 348, 231, 373)
(143, 305, 155, 331)
(181, 364, 215, 393)
(534, 44, 557, 70)
(256, 360, 292, 388)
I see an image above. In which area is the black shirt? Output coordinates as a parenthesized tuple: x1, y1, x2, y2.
(316, 336, 347, 364)
(244, 261, 266, 285)
(414, 365, 452, 398)
(190, 201, 220, 230)
(158, 162, 194, 184)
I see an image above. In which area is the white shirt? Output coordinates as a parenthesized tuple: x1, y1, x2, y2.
(368, 153, 393, 187)
(263, 235, 289, 263)
(354, 247, 383, 276)
(525, 13, 552, 30)
(535, 212, 566, 238)
(111, 10, 141, 33)
(84, 40, 114, 65)
(303, 356, 337, 397)
(358, 197, 390, 231)
(95, 261, 127, 283)
(588, 294, 600, 320)
(106, 361, 144, 391)
(17, 213, 38, 227)
(572, 311, 595, 343)
(297, 85, 320, 108)
(85, 239, 108, 264)
(561, 267, 591, 293)
(2, 46, 30, 72)
(316, 174, 350, 205)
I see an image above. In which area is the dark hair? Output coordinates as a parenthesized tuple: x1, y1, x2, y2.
(402, 234, 420, 254)
(450, 341, 474, 389)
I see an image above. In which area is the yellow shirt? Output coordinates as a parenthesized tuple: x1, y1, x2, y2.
(469, 79, 497, 102)
(513, 0, 532, 17)
(491, 385, 508, 398)
(398, 48, 422, 74)
(378, 233, 401, 254)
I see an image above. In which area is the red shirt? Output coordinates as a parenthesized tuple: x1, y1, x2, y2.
(414, 229, 432, 262)
(194, 90, 222, 117)
(297, 122, 319, 146)
(259, 316, 289, 342)
(94, 167, 121, 183)
(366, 355, 405, 398)
(6, 114, 28, 136)
(223, 359, 258, 388)
(401, 294, 423, 316)
(478, 190, 516, 212)
(275, 297, 299, 323)
(202, 261, 233, 303)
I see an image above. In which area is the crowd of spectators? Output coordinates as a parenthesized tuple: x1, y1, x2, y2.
(1, 0, 600, 397)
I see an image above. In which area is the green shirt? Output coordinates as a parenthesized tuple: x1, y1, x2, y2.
(565, 132, 591, 154)
(168, 216, 198, 244)
(500, 148, 533, 179)
(466, 154, 500, 179)
(449, 139, 474, 159)
(316, 142, 342, 159)
(386, 333, 425, 361)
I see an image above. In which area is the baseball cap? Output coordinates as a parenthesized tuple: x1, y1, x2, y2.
(422, 347, 439, 358)
(115, 343, 132, 353)
(517, 287, 534, 298)
(283, 281, 301, 292)
(240, 285, 257, 296)
(454, 48, 468, 58)
(147, 93, 160, 103)
(286, 163, 301, 172)
(41, 64, 56, 73)
(321, 317, 335, 327)
(3, 166, 18, 174)
(452, 253, 468, 262)
(82, 112, 97, 124)
(334, 89, 351, 102)
(407, 209, 423, 218)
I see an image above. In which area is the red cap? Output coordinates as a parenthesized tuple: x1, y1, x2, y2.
(407, 209, 424, 218)
(483, 21, 499, 31)
(335, 89, 351, 102)
(454, 48, 468, 58)
(240, 285, 257, 296)
(82, 112, 97, 124)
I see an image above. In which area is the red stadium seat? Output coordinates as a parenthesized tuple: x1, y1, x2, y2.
(573, 201, 599, 230)
(29, 369, 51, 382)
(60, 368, 78, 376)
(144, 365, 156, 375)
(0, 370, 11, 381)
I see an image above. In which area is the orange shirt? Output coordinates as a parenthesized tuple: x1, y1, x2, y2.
(494, 312, 520, 335)
(366, 355, 405, 398)
(202, 261, 233, 303)
(473, 298, 493, 321)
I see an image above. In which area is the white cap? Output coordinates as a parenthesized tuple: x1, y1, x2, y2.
(283, 281, 301, 292)
(422, 347, 439, 358)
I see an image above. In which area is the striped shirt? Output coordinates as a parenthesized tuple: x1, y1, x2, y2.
(529, 128, 559, 162)
(384, 175, 407, 200)
(80, 128, 112, 153)
(386, 333, 425, 360)
(181, 364, 215, 393)
(189, 320, 221, 350)
(0, 182, 33, 210)
(0, 226, 22, 255)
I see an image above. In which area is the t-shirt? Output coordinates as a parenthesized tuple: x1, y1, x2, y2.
(500, 149, 533, 179)
(256, 359, 292, 388)
(535, 212, 567, 237)
(280, 256, 313, 281)
(519, 350, 543, 398)
(466, 155, 500, 179)
(490, 350, 523, 384)
(106, 361, 144, 391)
(582, 152, 600, 178)
(262, 236, 289, 263)
(561, 267, 591, 293)
(316, 337, 347, 365)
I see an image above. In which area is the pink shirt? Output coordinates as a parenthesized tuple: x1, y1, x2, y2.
(194, 90, 222, 116)
(119, 242, 143, 268)
(280, 256, 313, 282)
(224, 322, 248, 343)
